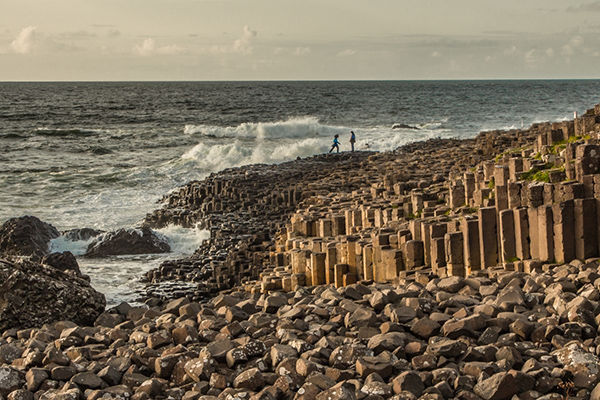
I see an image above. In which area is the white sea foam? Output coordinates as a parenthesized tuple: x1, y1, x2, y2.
(184, 116, 341, 139)
(49, 236, 94, 256)
(181, 117, 452, 171)
(155, 224, 210, 255)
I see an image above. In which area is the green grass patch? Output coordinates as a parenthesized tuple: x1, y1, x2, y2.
(520, 163, 564, 183)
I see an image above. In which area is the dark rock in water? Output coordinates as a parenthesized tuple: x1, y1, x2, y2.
(392, 123, 419, 130)
(85, 227, 170, 257)
(41, 251, 81, 275)
(62, 228, 104, 242)
(0, 258, 105, 330)
(0, 216, 59, 260)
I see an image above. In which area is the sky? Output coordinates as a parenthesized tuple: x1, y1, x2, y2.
(1, 0, 600, 81)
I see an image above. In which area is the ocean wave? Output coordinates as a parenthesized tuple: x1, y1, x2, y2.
(154, 224, 209, 255)
(49, 224, 208, 257)
(181, 138, 326, 172)
(34, 127, 105, 137)
(181, 123, 452, 173)
(184, 116, 344, 139)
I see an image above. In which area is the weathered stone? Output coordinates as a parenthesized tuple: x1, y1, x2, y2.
(233, 368, 264, 391)
(392, 371, 424, 396)
(85, 227, 170, 257)
(0, 258, 105, 330)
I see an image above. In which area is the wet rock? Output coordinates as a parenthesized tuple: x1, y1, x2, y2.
(41, 251, 81, 275)
(85, 227, 170, 257)
(0, 216, 59, 260)
(0, 258, 105, 330)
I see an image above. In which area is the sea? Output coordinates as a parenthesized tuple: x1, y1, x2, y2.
(1, 80, 599, 305)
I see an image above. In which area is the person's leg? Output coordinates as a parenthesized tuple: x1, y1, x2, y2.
(336, 144, 339, 153)
(351, 143, 354, 152)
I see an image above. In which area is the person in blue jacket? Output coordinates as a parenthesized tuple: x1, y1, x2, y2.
(350, 130, 356, 152)
(329, 134, 340, 153)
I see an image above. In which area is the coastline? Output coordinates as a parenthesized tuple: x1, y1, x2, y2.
(1, 103, 600, 399)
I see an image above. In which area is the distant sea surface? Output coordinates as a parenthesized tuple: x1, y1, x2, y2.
(1, 80, 599, 304)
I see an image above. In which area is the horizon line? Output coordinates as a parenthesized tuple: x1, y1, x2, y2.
(1, 77, 600, 83)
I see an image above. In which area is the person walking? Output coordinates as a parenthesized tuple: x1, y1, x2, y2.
(350, 130, 356, 152)
(329, 134, 340, 153)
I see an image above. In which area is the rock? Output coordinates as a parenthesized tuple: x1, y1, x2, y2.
(356, 356, 393, 379)
(25, 368, 47, 392)
(473, 370, 534, 400)
(392, 371, 424, 396)
(591, 381, 600, 400)
(553, 342, 600, 388)
(41, 252, 81, 275)
(437, 276, 465, 293)
(147, 330, 171, 349)
(0, 258, 105, 330)
(233, 368, 264, 391)
(411, 317, 441, 339)
(315, 382, 357, 400)
(263, 295, 287, 313)
(345, 307, 377, 329)
(427, 337, 468, 358)
(136, 378, 166, 397)
(367, 332, 406, 353)
(0, 216, 59, 259)
(85, 227, 170, 257)
(0, 367, 25, 396)
(7, 389, 34, 400)
(441, 314, 486, 338)
(0, 343, 23, 364)
(98, 365, 122, 386)
(271, 344, 298, 368)
(184, 357, 214, 382)
(51, 365, 76, 381)
(71, 372, 104, 389)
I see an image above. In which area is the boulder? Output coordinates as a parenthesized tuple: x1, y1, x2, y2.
(41, 251, 81, 275)
(553, 342, 600, 388)
(85, 227, 170, 257)
(0, 366, 25, 396)
(0, 216, 59, 260)
(0, 258, 105, 330)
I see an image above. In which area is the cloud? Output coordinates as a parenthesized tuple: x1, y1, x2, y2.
(211, 26, 258, 55)
(232, 25, 257, 54)
(567, 1, 600, 12)
(524, 49, 537, 65)
(133, 38, 184, 56)
(561, 35, 585, 57)
(293, 47, 311, 56)
(503, 45, 518, 56)
(337, 49, 356, 57)
(10, 26, 36, 54)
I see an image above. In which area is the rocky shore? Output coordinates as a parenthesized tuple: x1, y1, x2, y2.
(2, 103, 600, 399)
